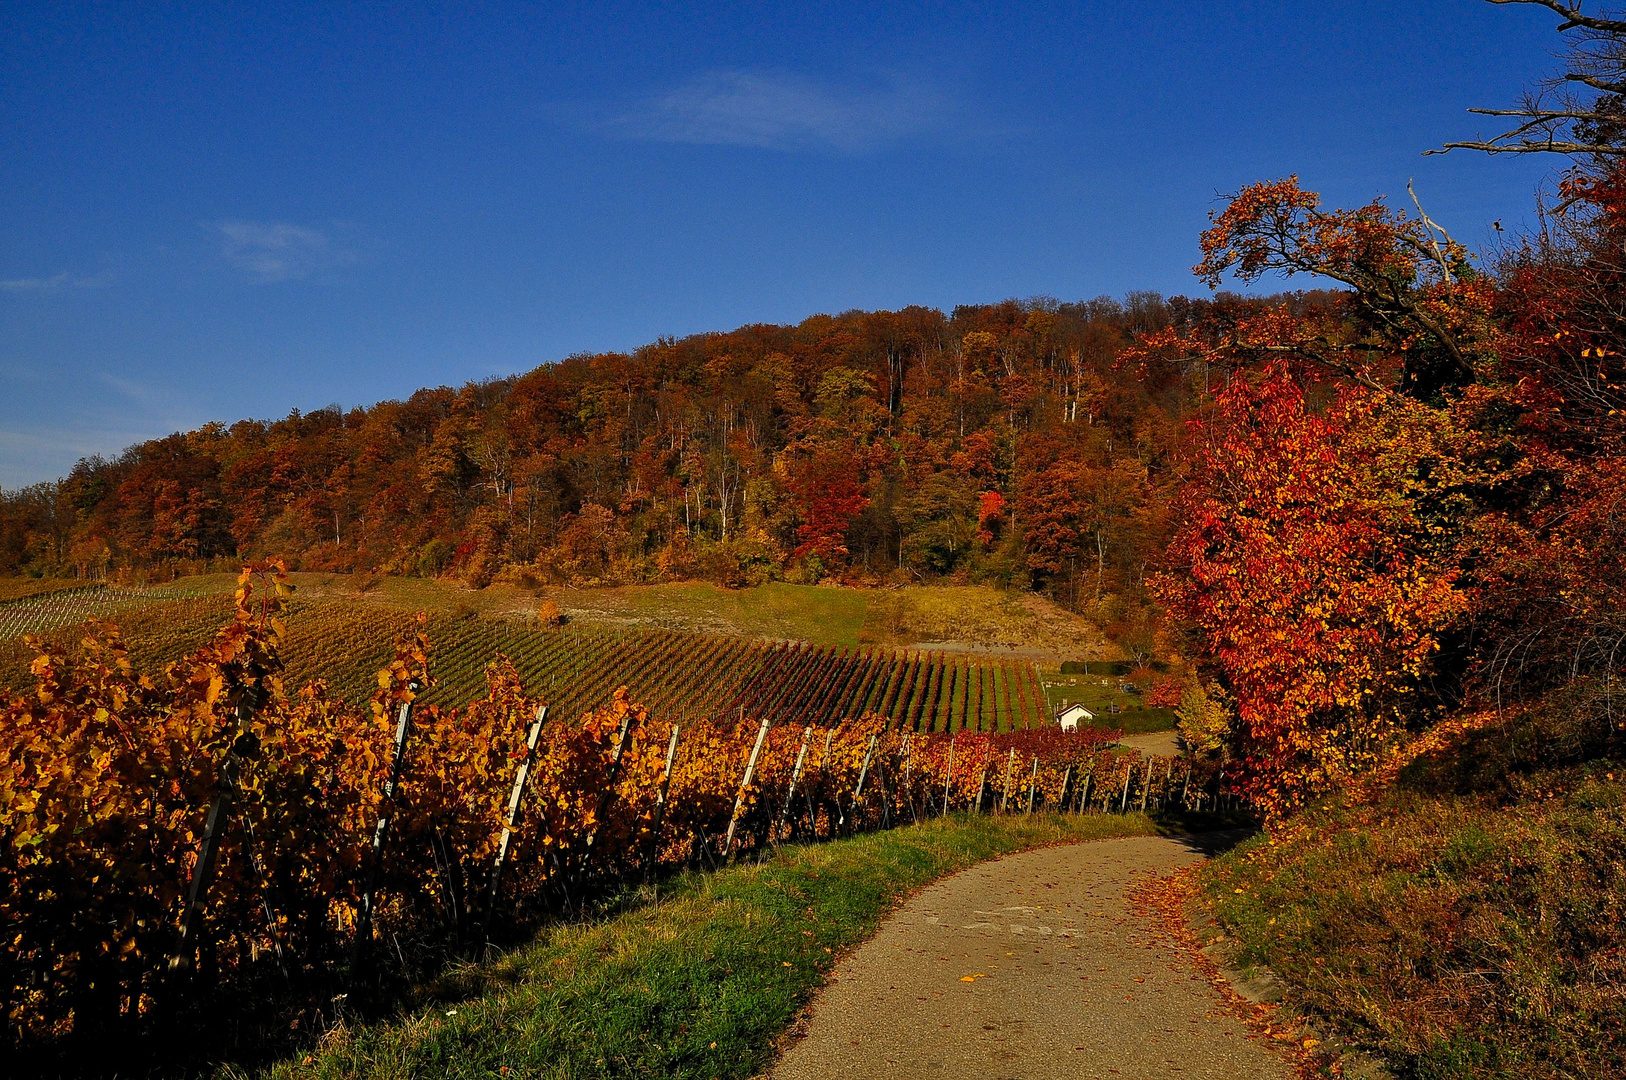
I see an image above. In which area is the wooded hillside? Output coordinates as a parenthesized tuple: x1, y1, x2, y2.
(0, 292, 1325, 644)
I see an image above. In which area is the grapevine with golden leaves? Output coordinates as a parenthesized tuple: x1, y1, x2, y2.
(0, 570, 1148, 1048)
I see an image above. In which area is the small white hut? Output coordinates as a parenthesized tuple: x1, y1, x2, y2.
(1056, 702, 1097, 732)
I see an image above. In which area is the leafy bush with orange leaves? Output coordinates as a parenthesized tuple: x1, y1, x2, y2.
(1137, 171, 1626, 817)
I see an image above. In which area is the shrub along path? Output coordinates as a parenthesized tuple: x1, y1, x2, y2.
(770, 834, 1291, 1080)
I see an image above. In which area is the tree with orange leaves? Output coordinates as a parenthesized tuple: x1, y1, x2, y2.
(1135, 177, 1505, 810)
(1155, 366, 1466, 813)
(1134, 176, 1496, 403)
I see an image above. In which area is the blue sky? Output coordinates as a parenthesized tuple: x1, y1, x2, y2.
(0, 1, 1567, 486)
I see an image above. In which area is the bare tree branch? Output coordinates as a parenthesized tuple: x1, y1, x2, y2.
(1561, 71, 1626, 91)
(1433, 138, 1626, 155)
(1467, 106, 1622, 121)
(1408, 181, 1459, 287)
(1486, 0, 1626, 35)
(1436, 2, 1626, 158)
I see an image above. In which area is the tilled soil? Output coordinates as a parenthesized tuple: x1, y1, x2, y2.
(769, 834, 1291, 1080)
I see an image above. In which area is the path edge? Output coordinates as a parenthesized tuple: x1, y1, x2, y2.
(750, 824, 1202, 1078)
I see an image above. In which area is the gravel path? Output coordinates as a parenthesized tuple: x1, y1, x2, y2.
(1117, 730, 1181, 757)
(769, 834, 1291, 1080)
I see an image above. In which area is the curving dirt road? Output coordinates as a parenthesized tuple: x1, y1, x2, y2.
(769, 834, 1291, 1080)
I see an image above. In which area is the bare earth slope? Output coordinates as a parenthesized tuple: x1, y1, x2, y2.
(770, 835, 1290, 1080)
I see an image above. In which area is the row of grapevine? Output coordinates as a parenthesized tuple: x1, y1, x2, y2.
(0, 583, 156, 640)
(0, 577, 233, 641)
(0, 564, 1195, 1056)
(720, 643, 1049, 731)
(0, 597, 1059, 732)
(0, 578, 102, 605)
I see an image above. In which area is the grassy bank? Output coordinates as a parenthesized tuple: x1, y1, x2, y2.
(1201, 704, 1626, 1080)
(243, 812, 1163, 1080)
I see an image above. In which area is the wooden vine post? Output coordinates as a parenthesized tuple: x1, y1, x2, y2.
(169, 693, 263, 978)
(1139, 759, 1153, 812)
(1118, 759, 1133, 813)
(483, 704, 547, 940)
(874, 752, 895, 830)
(644, 723, 681, 879)
(1058, 764, 1074, 814)
(975, 761, 991, 813)
(239, 813, 290, 985)
(724, 716, 772, 857)
(354, 682, 422, 964)
(582, 705, 639, 858)
(1079, 765, 1095, 813)
(1025, 755, 1039, 814)
(814, 727, 837, 838)
(901, 733, 916, 823)
(1000, 747, 1017, 813)
(941, 736, 956, 816)
(840, 733, 878, 834)
(776, 725, 814, 840)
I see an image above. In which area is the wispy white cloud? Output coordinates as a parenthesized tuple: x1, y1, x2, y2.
(217, 220, 355, 282)
(100, 373, 163, 406)
(599, 69, 961, 153)
(0, 271, 113, 293)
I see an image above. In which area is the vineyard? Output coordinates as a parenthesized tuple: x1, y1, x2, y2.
(0, 595, 1059, 731)
(0, 575, 244, 647)
(0, 564, 1204, 1060)
(0, 581, 216, 640)
(0, 578, 107, 605)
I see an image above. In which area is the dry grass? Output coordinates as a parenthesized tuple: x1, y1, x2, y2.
(859, 585, 1117, 659)
(1202, 703, 1626, 1079)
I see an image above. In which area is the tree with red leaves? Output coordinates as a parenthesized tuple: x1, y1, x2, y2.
(789, 443, 871, 568)
(1155, 365, 1465, 813)
(976, 490, 1005, 547)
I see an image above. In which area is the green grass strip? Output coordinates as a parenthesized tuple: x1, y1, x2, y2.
(250, 813, 1164, 1080)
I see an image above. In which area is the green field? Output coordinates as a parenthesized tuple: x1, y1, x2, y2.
(1036, 667, 1177, 734)
(549, 580, 871, 645)
(290, 574, 1115, 656)
(0, 572, 1116, 651)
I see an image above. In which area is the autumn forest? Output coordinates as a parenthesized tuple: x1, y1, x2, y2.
(0, 292, 1250, 644)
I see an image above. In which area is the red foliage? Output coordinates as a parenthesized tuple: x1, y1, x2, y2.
(790, 444, 870, 565)
(1145, 677, 1184, 708)
(1155, 365, 1464, 813)
(1145, 166, 1626, 813)
(976, 490, 1005, 546)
